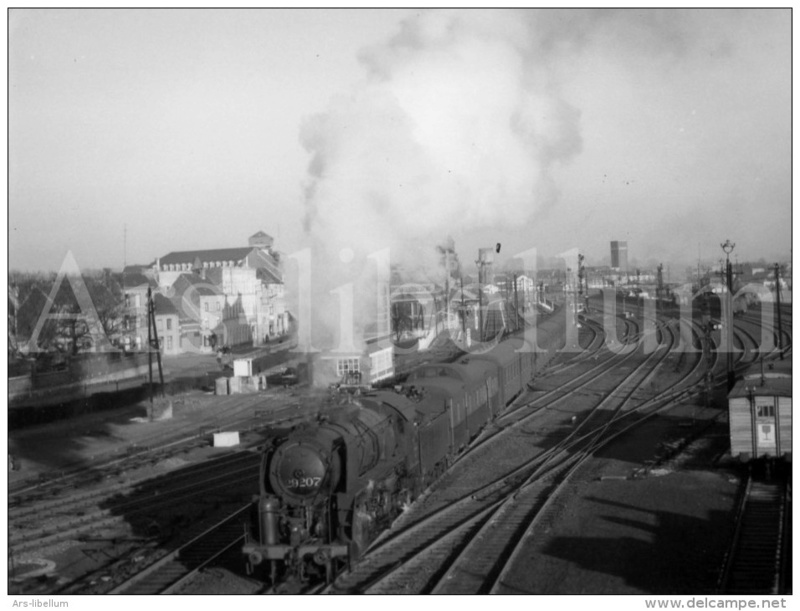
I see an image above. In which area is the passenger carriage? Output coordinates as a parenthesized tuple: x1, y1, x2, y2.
(470, 337, 535, 407)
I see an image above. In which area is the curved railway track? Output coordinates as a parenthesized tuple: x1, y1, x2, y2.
(11, 299, 790, 595)
(325, 315, 710, 594)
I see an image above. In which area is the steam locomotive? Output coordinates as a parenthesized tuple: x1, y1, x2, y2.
(241, 332, 561, 585)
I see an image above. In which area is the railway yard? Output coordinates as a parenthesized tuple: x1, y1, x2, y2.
(7, 4, 794, 602)
(7, 299, 792, 596)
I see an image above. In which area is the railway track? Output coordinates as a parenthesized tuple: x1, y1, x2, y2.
(7, 389, 319, 594)
(476, 316, 700, 452)
(9, 451, 259, 555)
(8, 390, 327, 557)
(719, 474, 790, 594)
(12, 298, 789, 595)
(431, 387, 677, 595)
(325, 316, 707, 593)
(9, 389, 325, 501)
(493, 317, 647, 426)
(737, 309, 792, 362)
(107, 505, 251, 594)
(359, 379, 705, 594)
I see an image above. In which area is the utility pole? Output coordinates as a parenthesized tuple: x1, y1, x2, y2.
(478, 284, 483, 342)
(774, 263, 784, 358)
(147, 288, 153, 411)
(146, 288, 165, 411)
(475, 247, 495, 342)
(460, 276, 466, 336)
(656, 263, 664, 304)
(578, 253, 588, 314)
(444, 249, 450, 325)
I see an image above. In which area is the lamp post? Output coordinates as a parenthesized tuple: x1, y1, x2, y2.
(721, 240, 735, 391)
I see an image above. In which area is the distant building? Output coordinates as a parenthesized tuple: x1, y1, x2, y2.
(169, 273, 224, 353)
(611, 241, 628, 271)
(145, 231, 289, 352)
(310, 334, 394, 389)
(122, 265, 158, 351)
(152, 293, 181, 356)
(308, 261, 394, 388)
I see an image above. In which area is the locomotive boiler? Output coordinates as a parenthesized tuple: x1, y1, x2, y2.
(242, 327, 565, 586)
(242, 392, 420, 583)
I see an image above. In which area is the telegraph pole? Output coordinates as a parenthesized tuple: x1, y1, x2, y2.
(460, 276, 466, 335)
(774, 263, 784, 358)
(146, 288, 165, 407)
(477, 278, 483, 342)
(475, 247, 492, 342)
(656, 263, 664, 313)
(147, 288, 154, 410)
(444, 249, 450, 324)
(578, 253, 588, 314)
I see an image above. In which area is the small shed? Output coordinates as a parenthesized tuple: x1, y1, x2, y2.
(728, 359, 792, 462)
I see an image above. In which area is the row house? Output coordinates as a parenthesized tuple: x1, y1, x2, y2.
(152, 293, 181, 356)
(121, 266, 157, 351)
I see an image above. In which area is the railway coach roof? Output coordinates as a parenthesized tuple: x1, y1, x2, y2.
(409, 360, 495, 384)
(407, 376, 464, 398)
(729, 374, 792, 400)
(451, 357, 498, 380)
(728, 358, 793, 400)
(468, 337, 531, 365)
(368, 390, 419, 422)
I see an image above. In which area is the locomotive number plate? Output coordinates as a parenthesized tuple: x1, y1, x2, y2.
(288, 476, 322, 488)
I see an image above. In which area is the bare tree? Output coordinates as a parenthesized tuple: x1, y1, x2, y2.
(10, 269, 126, 353)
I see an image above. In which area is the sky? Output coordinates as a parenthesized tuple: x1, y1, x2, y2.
(8, 8, 793, 276)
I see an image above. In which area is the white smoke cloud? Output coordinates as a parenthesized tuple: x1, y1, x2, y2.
(298, 9, 584, 354)
(301, 9, 582, 262)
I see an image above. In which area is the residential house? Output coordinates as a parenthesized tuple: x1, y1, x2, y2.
(152, 293, 180, 356)
(122, 265, 157, 351)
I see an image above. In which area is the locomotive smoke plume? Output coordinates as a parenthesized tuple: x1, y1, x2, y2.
(299, 9, 583, 358)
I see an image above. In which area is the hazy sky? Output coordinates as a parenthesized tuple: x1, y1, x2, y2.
(8, 8, 792, 274)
